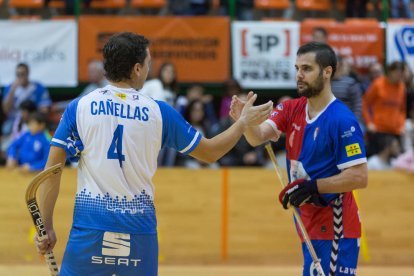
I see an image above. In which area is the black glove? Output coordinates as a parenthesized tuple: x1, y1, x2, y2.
(278, 179, 326, 209)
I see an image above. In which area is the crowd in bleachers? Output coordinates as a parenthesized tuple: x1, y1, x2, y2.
(1, 1, 414, 173)
(1, 0, 414, 20)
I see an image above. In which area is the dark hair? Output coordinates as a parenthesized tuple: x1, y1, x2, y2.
(103, 32, 150, 82)
(313, 27, 328, 37)
(16, 63, 29, 73)
(297, 42, 337, 79)
(387, 61, 405, 72)
(19, 99, 37, 112)
(184, 99, 204, 123)
(158, 62, 177, 92)
(29, 112, 48, 125)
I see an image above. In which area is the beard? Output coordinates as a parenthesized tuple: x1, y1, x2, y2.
(297, 71, 324, 98)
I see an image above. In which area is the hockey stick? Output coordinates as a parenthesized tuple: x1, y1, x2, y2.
(25, 163, 62, 276)
(265, 143, 325, 276)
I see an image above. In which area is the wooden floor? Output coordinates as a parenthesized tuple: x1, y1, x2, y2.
(0, 265, 413, 276)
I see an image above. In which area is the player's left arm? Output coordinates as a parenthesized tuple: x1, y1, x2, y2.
(316, 162, 367, 193)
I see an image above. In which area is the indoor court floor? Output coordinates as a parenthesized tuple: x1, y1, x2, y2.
(1, 265, 413, 276)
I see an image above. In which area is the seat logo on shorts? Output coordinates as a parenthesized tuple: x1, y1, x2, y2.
(102, 232, 130, 257)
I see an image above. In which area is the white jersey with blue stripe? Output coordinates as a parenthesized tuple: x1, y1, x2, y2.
(51, 85, 202, 234)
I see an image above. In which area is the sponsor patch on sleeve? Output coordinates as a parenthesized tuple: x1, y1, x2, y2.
(345, 143, 362, 157)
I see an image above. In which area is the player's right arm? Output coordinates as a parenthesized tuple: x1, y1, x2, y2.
(230, 92, 282, 146)
(159, 93, 272, 164)
(35, 146, 66, 255)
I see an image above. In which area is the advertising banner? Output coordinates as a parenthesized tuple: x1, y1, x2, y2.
(0, 20, 78, 87)
(301, 21, 384, 73)
(232, 21, 300, 89)
(387, 21, 414, 72)
(79, 16, 230, 83)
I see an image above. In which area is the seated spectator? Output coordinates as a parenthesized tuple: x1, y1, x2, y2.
(11, 99, 37, 141)
(367, 135, 400, 170)
(312, 27, 328, 44)
(80, 60, 108, 97)
(346, 0, 368, 18)
(1, 63, 51, 150)
(6, 112, 50, 173)
(169, 0, 211, 15)
(176, 84, 217, 125)
(140, 62, 177, 106)
(390, 0, 413, 18)
(177, 99, 219, 168)
(220, 78, 242, 120)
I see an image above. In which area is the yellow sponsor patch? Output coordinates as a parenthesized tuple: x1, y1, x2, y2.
(345, 143, 362, 157)
(115, 93, 126, 100)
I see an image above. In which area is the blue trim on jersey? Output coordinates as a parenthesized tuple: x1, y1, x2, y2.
(51, 97, 81, 148)
(155, 100, 202, 155)
(73, 189, 157, 234)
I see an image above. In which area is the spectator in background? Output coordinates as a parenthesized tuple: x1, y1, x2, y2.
(177, 99, 219, 168)
(363, 61, 406, 155)
(219, 0, 254, 20)
(367, 135, 400, 170)
(1, 63, 51, 150)
(393, 128, 414, 173)
(346, 0, 368, 18)
(176, 84, 218, 125)
(140, 62, 177, 106)
(6, 112, 50, 173)
(390, 0, 413, 19)
(331, 55, 364, 131)
(220, 78, 242, 120)
(311, 27, 328, 44)
(169, 0, 211, 15)
(11, 99, 37, 141)
(361, 62, 384, 94)
(80, 60, 108, 97)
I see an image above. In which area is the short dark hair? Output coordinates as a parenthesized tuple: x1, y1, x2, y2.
(313, 27, 328, 37)
(16, 63, 29, 73)
(387, 61, 405, 72)
(19, 99, 37, 112)
(103, 32, 150, 82)
(297, 42, 337, 79)
(29, 112, 47, 125)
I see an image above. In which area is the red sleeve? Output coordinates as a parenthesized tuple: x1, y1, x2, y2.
(266, 100, 291, 133)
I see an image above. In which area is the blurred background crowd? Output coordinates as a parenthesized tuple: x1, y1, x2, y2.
(0, 0, 414, 174)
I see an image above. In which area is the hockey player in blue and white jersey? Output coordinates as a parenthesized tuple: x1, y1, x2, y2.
(35, 32, 273, 275)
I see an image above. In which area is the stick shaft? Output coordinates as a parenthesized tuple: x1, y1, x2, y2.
(265, 144, 325, 276)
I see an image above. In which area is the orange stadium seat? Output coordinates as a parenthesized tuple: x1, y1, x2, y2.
(302, 18, 337, 24)
(254, 0, 290, 10)
(296, 0, 331, 11)
(344, 18, 379, 26)
(130, 0, 165, 9)
(48, 0, 65, 8)
(90, 0, 125, 9)
(8, 0, 44, 9)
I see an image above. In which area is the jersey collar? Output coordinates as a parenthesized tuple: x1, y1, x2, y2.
(305, 96, 336, 124)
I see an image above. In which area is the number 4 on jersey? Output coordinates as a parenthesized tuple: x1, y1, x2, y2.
(107, 124, 125, 167)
